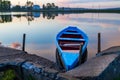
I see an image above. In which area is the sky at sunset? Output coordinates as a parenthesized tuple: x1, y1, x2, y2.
(10, 0, 120, 8)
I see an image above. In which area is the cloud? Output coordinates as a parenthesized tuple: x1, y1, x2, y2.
(58, 0, 120, 8)
(61, 0, 120, 4)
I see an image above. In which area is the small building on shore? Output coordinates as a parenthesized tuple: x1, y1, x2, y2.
(32, 5, 40, 10)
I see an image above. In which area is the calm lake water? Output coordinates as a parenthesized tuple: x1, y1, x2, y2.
(0, 12, 120, 62)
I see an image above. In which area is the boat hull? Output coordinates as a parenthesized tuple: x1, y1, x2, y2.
(56, 26, 88, 71)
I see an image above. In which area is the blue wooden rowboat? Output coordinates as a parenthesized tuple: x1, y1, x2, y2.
(56, 26, 88, 71)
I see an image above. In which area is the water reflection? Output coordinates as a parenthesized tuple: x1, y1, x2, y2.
(33, 12, 40, 18)
(10, 42, 21, 49)
(0, 12, 120, 62)
(0, 15, 12, 23)
(0, 12, 62, 23)
(43, 12, 58, 19)
(0, 41, 21, 50)
(1, 12, 119, 25)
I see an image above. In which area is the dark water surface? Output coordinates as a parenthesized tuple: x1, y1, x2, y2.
(0, 12, 120, 62)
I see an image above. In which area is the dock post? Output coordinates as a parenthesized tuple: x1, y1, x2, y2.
(22, 34, 26, 51)
(98, 33, 101, 53)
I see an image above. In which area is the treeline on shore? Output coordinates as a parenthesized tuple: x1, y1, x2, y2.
(0, 0, 120, 13)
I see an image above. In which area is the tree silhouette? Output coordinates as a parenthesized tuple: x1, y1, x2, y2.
(25, 1, 34, 10)
(0, 0, 11, 11)
(42, 3, 58, 10)
(42, 4, 46, 10)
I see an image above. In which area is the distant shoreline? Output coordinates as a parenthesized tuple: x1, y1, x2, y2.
(0, 9, 120, 13)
